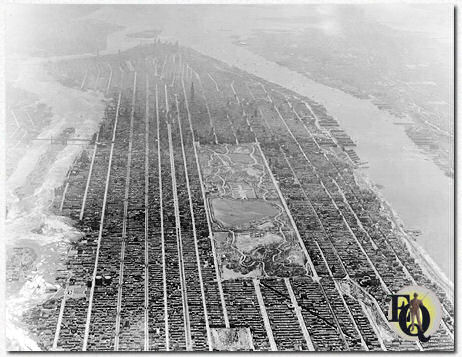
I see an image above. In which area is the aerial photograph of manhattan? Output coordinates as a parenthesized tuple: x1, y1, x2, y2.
(3, 3, 454, 352)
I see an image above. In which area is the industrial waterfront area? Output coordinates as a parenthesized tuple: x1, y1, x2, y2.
(5, 40, 454, 351)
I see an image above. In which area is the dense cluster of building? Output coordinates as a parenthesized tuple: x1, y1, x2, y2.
(17, 42, 453, 351)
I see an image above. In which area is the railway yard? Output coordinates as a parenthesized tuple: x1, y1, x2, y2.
(7, 42, 454, 351)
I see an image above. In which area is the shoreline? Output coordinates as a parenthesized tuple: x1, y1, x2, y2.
(238, 25, 453, 179)
(353, 169, 453, 298)
(5, 56, 106, 350)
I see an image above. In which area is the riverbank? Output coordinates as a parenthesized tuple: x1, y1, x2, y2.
(5, 57, 106, 350)
(353, 169, 453, 301)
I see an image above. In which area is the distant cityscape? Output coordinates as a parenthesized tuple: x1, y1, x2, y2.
(5, 4, 454, 352)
